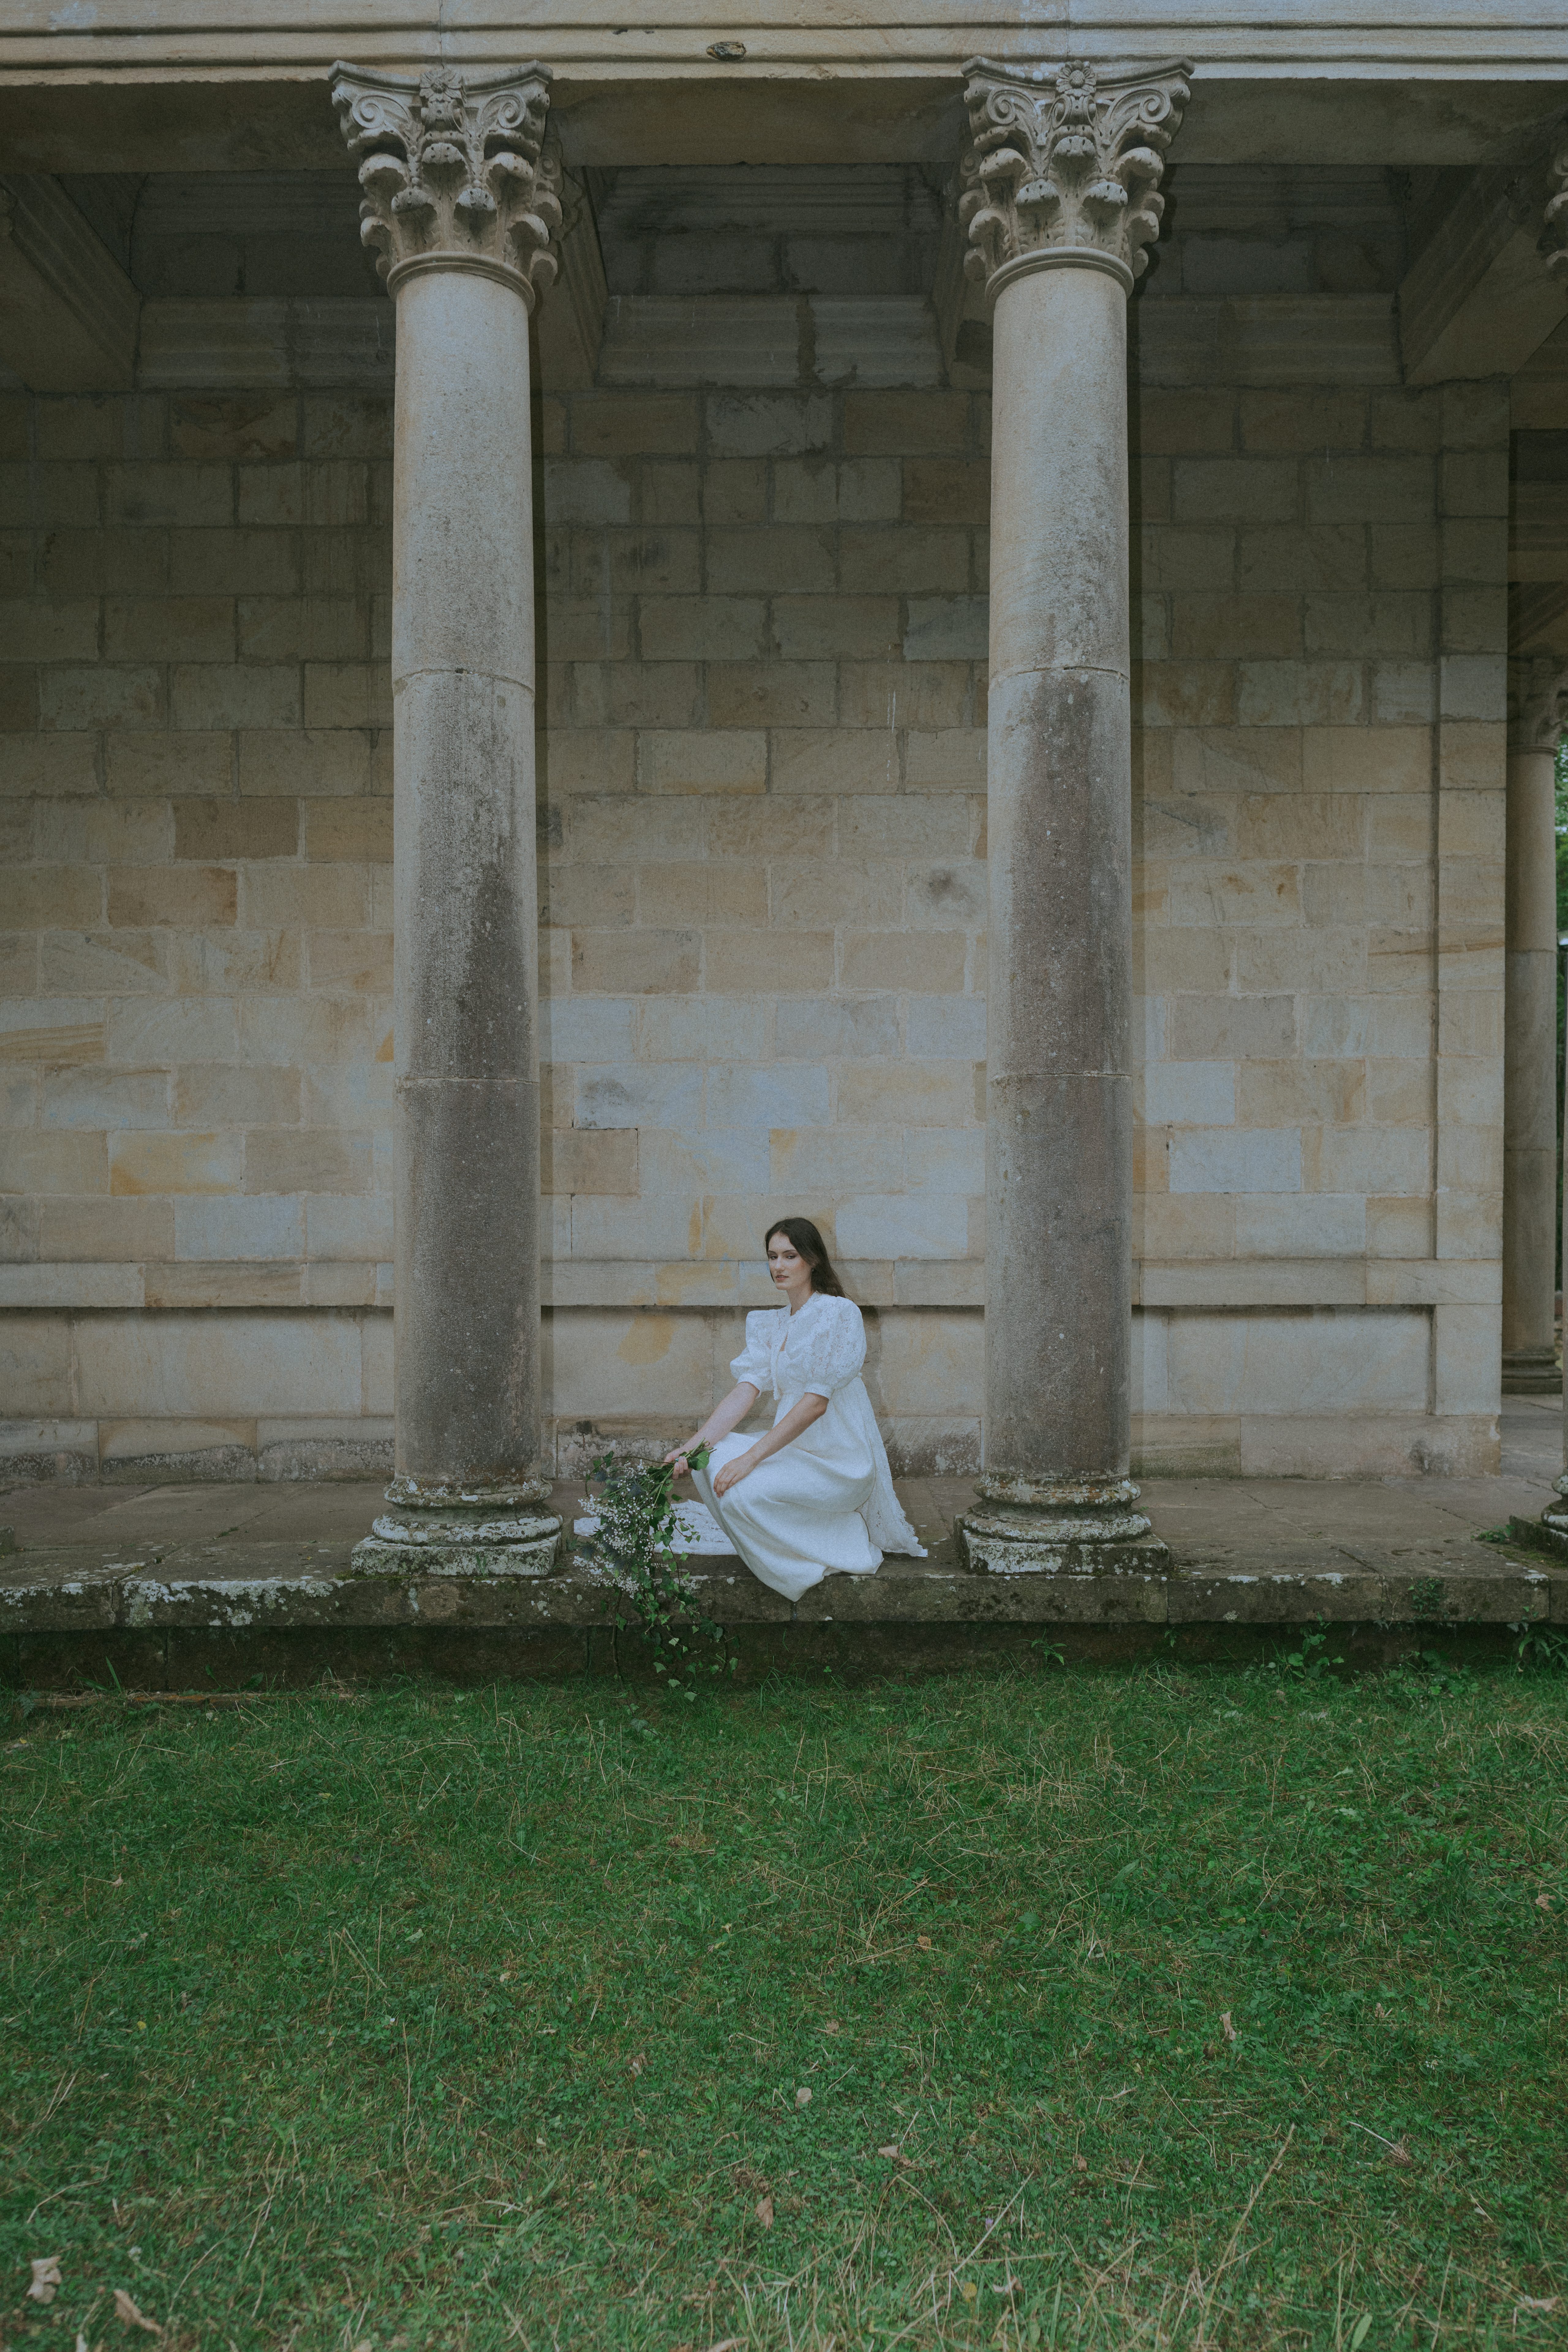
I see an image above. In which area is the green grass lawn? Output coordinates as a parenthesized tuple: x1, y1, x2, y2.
(2, 1661, 1566, 2351)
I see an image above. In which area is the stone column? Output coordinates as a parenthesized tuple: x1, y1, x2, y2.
(1526, 153, 1568, 1553)
(331, 62, 563, 1574)
(952, 57, 1188, 1575)
(1503, 655, 1568, 1393)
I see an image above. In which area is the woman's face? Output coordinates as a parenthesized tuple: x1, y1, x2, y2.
(767, 1234, 811, 1294)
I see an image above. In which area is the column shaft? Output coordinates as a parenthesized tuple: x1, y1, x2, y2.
(951, 52, 1187, 1572)
(392, 268, 543, 1482)
(1502, 741, 1560, 1390)
(330, 58, 563, 1572)
(985, 264, 1132, 1477)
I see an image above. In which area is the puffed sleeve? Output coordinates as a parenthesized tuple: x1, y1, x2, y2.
(796, 1297, 867, 1399)
(730, 1309, 778, 1395)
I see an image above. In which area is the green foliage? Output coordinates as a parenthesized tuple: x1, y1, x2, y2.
(579, 1445, 732, 1694)
(1514, 1622, 1568, 1675)
(1270, 1621, 1345, 1682)
(1, 1669, 1565, 2349)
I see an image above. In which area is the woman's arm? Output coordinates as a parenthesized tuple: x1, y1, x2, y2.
(662, 1382, 759, 1472)
(711, 1391, 828, 1497)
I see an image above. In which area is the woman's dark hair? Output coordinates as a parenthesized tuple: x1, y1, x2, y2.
(763, 1216, 848, 1300)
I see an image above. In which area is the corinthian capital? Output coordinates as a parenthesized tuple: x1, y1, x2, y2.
(958, 55, 1189, 301)
(330, 60, 561, 308)
(1508, 652, 1568, 754)
(1544, 139, 1568, 284)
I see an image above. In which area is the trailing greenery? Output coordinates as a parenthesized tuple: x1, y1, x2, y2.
(1, 1663, 1565, 2349)
(579, 1444, 732, 1693)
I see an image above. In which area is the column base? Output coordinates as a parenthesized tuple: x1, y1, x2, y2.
(1504, 1474, 1568, 1561)
(1502, 1348, 1562, 1396)
(1540, 1475, 1568, 1550)
(958, 1476, 1170, 1577)
(349, 1476, 563, 1579)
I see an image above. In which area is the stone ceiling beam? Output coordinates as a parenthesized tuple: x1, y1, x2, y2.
(1399, 150, 1568, 387)
(1511, 429, 1568, 586)
(0, 173, 140, 391)
(1513, 315, 1568, 427)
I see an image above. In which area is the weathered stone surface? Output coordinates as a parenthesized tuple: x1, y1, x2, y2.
(352, 1499, 562, 1577)
(2, 1533, 1559, 1659)
(0, 174, 141, 391)
(959, 1520, 1171, 1583)
(331, 63, 560, 309)
(0, 143, 1540, 1487)
(957, 72, 1166, 1554)
(958, 58, 1189, 300)
(1502, 652, 1567, 1393)
(362, 127, 558, 1530)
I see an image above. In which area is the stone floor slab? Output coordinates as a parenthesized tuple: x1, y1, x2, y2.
(2, 1400, 1565, 1674)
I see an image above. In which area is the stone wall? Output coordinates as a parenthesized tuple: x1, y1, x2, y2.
(0, 381, 397, 1477)
(0, 163, 1510, 1480)
(1130, 368, 1507, 1472)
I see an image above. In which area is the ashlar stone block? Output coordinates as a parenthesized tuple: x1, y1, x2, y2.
(1168, 1128, 1301, 1194)
(1143, 1061, 1236, 1125)
(836, 1196, 967, 1259)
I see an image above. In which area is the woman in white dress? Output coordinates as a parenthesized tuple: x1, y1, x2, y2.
(663, 1217, 926, 1604)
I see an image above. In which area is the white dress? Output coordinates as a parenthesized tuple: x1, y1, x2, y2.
(691, 1293, 927, 1604)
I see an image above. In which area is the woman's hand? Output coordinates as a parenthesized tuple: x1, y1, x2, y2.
(713, 1449, 759, 1499)
(662, 1438, 702, 1476)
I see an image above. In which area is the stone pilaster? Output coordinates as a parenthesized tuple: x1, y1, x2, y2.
(1504, 653, 1568, 1396)
(331, 62, 562, 1575)
(953, 56, 1188, 1576)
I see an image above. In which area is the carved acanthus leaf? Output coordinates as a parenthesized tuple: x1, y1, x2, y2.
(958, 56, 1189, 299)
(330, 60, 561, 307)
(1544, 140, 1568, 284)
(1508, 652, 1568, 753)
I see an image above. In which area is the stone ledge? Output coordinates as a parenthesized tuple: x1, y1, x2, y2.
(2, 1538, 1560, 1644)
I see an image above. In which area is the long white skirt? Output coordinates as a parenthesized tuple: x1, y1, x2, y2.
(692, 1430, 881, 1604)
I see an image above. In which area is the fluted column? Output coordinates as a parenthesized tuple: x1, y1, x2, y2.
(952, 56, 1188, 1575)
(1503, 656, 1568, 1394)
(332, 62, 563, 1573)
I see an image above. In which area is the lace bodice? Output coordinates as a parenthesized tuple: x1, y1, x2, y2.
(731, 1294, 866, 1400)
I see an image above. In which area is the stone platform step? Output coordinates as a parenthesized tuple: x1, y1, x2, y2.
(4, 1438, 1566, 1687)
(2, 1527, 1562, 1691)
